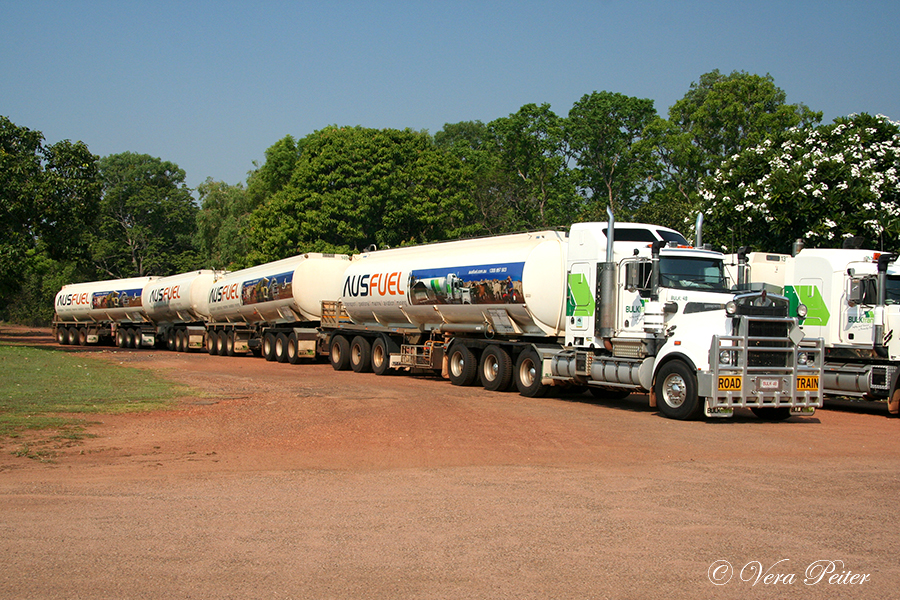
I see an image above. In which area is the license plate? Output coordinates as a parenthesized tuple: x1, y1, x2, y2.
(718, 376, 742, 391)
(797, 376, 819, 391)
(759, 378, 780, 390)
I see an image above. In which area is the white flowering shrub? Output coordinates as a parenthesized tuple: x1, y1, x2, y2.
(699, 113, 900, 252)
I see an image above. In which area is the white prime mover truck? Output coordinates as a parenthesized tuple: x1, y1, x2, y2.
(53, 270, 223, 351)
(734, 245, 900, 414)
(320, 217, 824, 420)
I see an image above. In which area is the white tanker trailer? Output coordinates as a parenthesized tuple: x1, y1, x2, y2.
(54, 276, 157, 347)
(320, 217, 825, 420)
(142, 270, 225, 351)
(205, 252, 350, 362)
(53, 271, 224, 350)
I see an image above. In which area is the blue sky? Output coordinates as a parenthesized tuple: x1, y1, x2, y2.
(3, 1, 898, 192)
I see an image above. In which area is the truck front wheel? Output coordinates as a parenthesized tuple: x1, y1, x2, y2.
(654, 360, 702, 420)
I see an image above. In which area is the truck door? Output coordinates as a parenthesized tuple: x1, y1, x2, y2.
(566, 262, 594, 340)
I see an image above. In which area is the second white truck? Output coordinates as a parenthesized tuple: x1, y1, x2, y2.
(734, 245, 900, 414)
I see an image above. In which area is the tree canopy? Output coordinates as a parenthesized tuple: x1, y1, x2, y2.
(700, 113, 900, 253)
(92, 152, 199, 277)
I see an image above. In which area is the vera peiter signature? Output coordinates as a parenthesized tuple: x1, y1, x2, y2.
(708, 559, 872, 586)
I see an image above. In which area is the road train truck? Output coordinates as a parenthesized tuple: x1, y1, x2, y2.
(205, 253, 350, 361)
(734, 245, 900, 414)
(320, 217, 824, 420)
(53, 270, 223, 350)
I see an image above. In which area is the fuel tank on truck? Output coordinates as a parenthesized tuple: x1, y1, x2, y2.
(206, 253, 350, 324)
(142, 270, 225, 323)
(340, 231, 567, 336)
(54, 277, 157, 323)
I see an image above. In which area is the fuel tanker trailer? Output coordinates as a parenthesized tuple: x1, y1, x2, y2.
(142, 270, 225, 351)
(54, 276, 157, 347)
(320, 215, 824, 420)
(205, 252, 350, 362)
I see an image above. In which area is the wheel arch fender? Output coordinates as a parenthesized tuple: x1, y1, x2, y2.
(649, 352, 699, 408)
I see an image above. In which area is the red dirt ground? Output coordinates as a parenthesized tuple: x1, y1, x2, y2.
(1, 325, 898, 599)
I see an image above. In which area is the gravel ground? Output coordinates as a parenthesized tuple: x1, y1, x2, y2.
(1, 326, 898, 599)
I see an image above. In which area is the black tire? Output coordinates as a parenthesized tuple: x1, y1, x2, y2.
(479, 345, 513, 391)
(589, 387, 631, 400)
(56, 327, 69, 345)
(116, 329, 127, 348)
(350, 336, 372, 373)
(275, 333, 289, 363)
(175, 329, 185, 352)
(207, 330, 219, 355)
(448, 344, 478, 386)
(225, 331, 237, 356)
(287, 333, 302, 364)
(514, 348, 548, 397)
(330, 335, 352, 371)
(371, 337, 392, 375)
(751, 407, 792, 421)
(77, 328, 88, 346)
(64, 327, 77, 346)
(126, 328, 137, 349)
(263, 333, 277, 362)
(654, 360, 703, 420)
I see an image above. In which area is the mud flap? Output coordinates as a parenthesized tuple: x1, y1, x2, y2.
(889, 371, 900, 415)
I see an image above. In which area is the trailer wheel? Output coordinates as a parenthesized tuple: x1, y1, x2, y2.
(480, 345, 513, 391)
(115, 329, 126, 348)
(654, 360, 702, 420)
(56, 327, 69, 345)
(207, 331, 219, 355)
(751, 407, 792, 421)
(263, 333, 277, 361)
(371, 337, 392, 375)
(275, 333, 289, 363)
(448, 344, 478, 386)
(330, 335, 351, 371)
(287, 333, 302, 364)
(124, 328, 136, 348)
(514, 348, 548, 397)
(173, 330, 183, 352)
(225, 331, 237, 357)
(350, 336, 372, 373)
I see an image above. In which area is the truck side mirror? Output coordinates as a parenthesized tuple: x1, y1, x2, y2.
(625, 262, 639, 292)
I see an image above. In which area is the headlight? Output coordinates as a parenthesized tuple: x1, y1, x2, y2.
(719, 350, 732, 365)
(725, 301, 737, 316)
(797, 352, 809, 366)
(797, 304, 808, 318)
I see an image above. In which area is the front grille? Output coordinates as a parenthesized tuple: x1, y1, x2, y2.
(745, 319, 790, 367)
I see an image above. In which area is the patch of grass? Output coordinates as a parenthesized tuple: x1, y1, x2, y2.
(0, 342, 189, 440)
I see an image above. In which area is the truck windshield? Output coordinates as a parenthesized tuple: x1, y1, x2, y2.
(659, 257, 730, 292)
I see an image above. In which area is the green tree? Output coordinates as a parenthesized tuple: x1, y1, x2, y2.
(93, 152, 199, 277)
(195, 179, 254, 269)
(246, 134, 304, 208)
(699, 113, 900, 253)
(483, 104, 578, 231)
(637, 70, 822, 233)
(0, 116, 99, 318)
(565, 91, 658, 219)
(244, 126, 482, 262)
